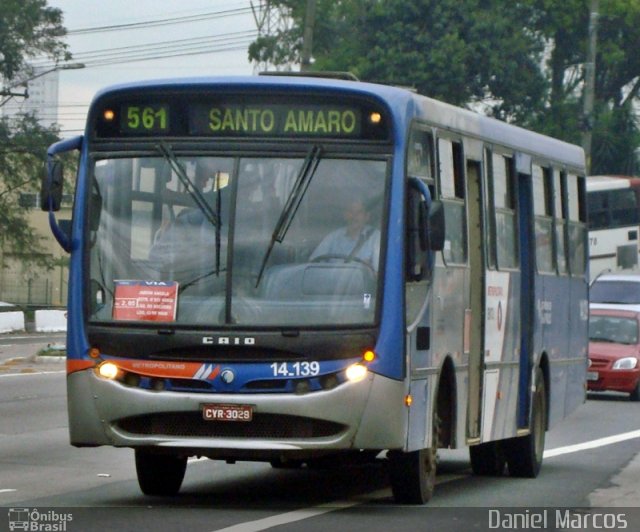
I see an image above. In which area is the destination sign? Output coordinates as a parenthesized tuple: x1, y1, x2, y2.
(94, 95, 388, 140)
(188, 104, 362, 137)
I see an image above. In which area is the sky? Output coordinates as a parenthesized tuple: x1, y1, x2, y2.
(46, 0, 261, 136)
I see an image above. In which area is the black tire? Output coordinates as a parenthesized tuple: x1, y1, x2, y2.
(135, 450, 187, 496)
(469, 440, 506, 476)
(388, 447, 436, 504)
(505, 368, 547, 478)
(629, 381, 640, 402)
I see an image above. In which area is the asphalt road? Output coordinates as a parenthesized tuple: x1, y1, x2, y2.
(1, 337, 640, 531)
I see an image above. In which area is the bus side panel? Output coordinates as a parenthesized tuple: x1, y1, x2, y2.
(564, 276, 588, 419)
(541, 274, 570, 429)
(483, 270, 521, 441)
(429, 265, 468, 447)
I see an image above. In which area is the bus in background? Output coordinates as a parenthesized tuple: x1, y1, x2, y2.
(587, 175, 640, 279)
(41, 75, 588, 504)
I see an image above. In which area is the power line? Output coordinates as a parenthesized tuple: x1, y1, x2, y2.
(33, 38, 255, 70)
(66, 4, 262, 35)
(65, 31, 255, 60)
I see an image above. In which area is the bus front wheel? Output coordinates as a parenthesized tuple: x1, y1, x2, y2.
(135, 449, 187, 496)
(388, 447, 436, 504)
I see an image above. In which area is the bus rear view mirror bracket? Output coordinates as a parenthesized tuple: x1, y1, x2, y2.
(40, 135, 83, 252)
(427, 200, 445, 251)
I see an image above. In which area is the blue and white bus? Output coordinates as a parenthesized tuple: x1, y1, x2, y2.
(42, 74, 588, 504)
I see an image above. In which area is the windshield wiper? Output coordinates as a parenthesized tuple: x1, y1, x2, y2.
(255, 145, 322, 287)
(179, 268, 227, 292)
(156, 142, 222, 275)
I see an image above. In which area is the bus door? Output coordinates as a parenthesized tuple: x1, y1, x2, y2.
(466, 158, 485, 440)
(480, 151, 522, 441)
(516, 156, 535, 429)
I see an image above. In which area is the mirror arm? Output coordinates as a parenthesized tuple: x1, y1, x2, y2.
(49, 210, 71, 253)
(47, 135, 83, 158)
(45, 135, 83, 252)
(408, 177, 433, 209)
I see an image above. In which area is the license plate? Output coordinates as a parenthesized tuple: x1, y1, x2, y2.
(587, 371, 599, 381)
(202, 404, 253, 422)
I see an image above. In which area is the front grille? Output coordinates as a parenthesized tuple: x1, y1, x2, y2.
(590, 357, 610, 369)
(116, 412, 345, 439)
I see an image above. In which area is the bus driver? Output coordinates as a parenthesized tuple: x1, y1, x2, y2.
(309, 198, 381, 271)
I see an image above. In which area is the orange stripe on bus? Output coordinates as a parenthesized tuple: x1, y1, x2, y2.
(67, 360, 97, 374)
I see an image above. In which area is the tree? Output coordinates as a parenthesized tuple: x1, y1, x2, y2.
(249, 1, 546, 115)
(249, 0, 640, 174)
(0, 114, 60, 268)
(0, 0, 70, 274)
(0, 0, 69, 81)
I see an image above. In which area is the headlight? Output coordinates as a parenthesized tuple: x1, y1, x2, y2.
(345, 363, 368, 383)
(97, 361, 120, 380)
(612, 357, 638, 370)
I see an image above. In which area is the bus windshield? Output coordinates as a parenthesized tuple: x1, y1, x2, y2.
(88, 152, 387, 328)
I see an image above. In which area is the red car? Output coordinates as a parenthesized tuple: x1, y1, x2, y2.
(588, 308, 640, 401)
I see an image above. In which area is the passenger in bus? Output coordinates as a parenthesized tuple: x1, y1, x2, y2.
(309, 198, 381, 270)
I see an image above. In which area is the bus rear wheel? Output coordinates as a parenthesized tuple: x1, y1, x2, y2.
(505, 368, 547, 478)
(469, 440, 506, 476)
(135, 450, 187, 496)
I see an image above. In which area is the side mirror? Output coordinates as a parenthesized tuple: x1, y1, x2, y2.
(40, 160, 64, 212)
(428, 200, 445, 251)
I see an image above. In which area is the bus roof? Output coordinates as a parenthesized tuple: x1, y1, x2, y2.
(89, 75, 585, 170)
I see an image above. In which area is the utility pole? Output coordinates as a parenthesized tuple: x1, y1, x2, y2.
(582, 0, 599, 174)
(251, 0, 296, 73)
(300, 0, 316, 71)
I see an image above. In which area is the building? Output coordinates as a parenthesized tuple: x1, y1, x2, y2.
(0, 67, 60, 128)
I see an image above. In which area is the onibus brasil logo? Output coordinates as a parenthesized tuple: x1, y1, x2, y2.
(8, 508, 73, 531)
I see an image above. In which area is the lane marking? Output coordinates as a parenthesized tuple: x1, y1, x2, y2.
(207, 432, 640, 532)
(544, 429, 640, 458)
(0, 370, 65, 378)
(211, 499, 361, 532)
(0, 489, 17, 494)
(208, 474, 466, 532)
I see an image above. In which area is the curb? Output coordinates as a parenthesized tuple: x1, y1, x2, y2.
(34, 355, 66, 364)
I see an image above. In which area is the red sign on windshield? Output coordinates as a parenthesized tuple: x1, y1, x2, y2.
(113, 280, 178, 322)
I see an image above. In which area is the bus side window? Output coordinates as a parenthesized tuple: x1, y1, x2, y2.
(587, 190, 608, 230)
(610, 189, 640, 227)
(407, 126, 435, 183)
(438, 138, 466, 264)
(492, 153, 518, 270)
(567, 173, 587, 276)
(554, 171, 568, 274)
(533, 165, 554, 274)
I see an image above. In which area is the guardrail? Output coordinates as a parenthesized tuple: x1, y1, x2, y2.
(0, 309, 67, 333)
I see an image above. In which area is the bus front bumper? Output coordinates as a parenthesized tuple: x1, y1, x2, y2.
(67, 368, 408, 460)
